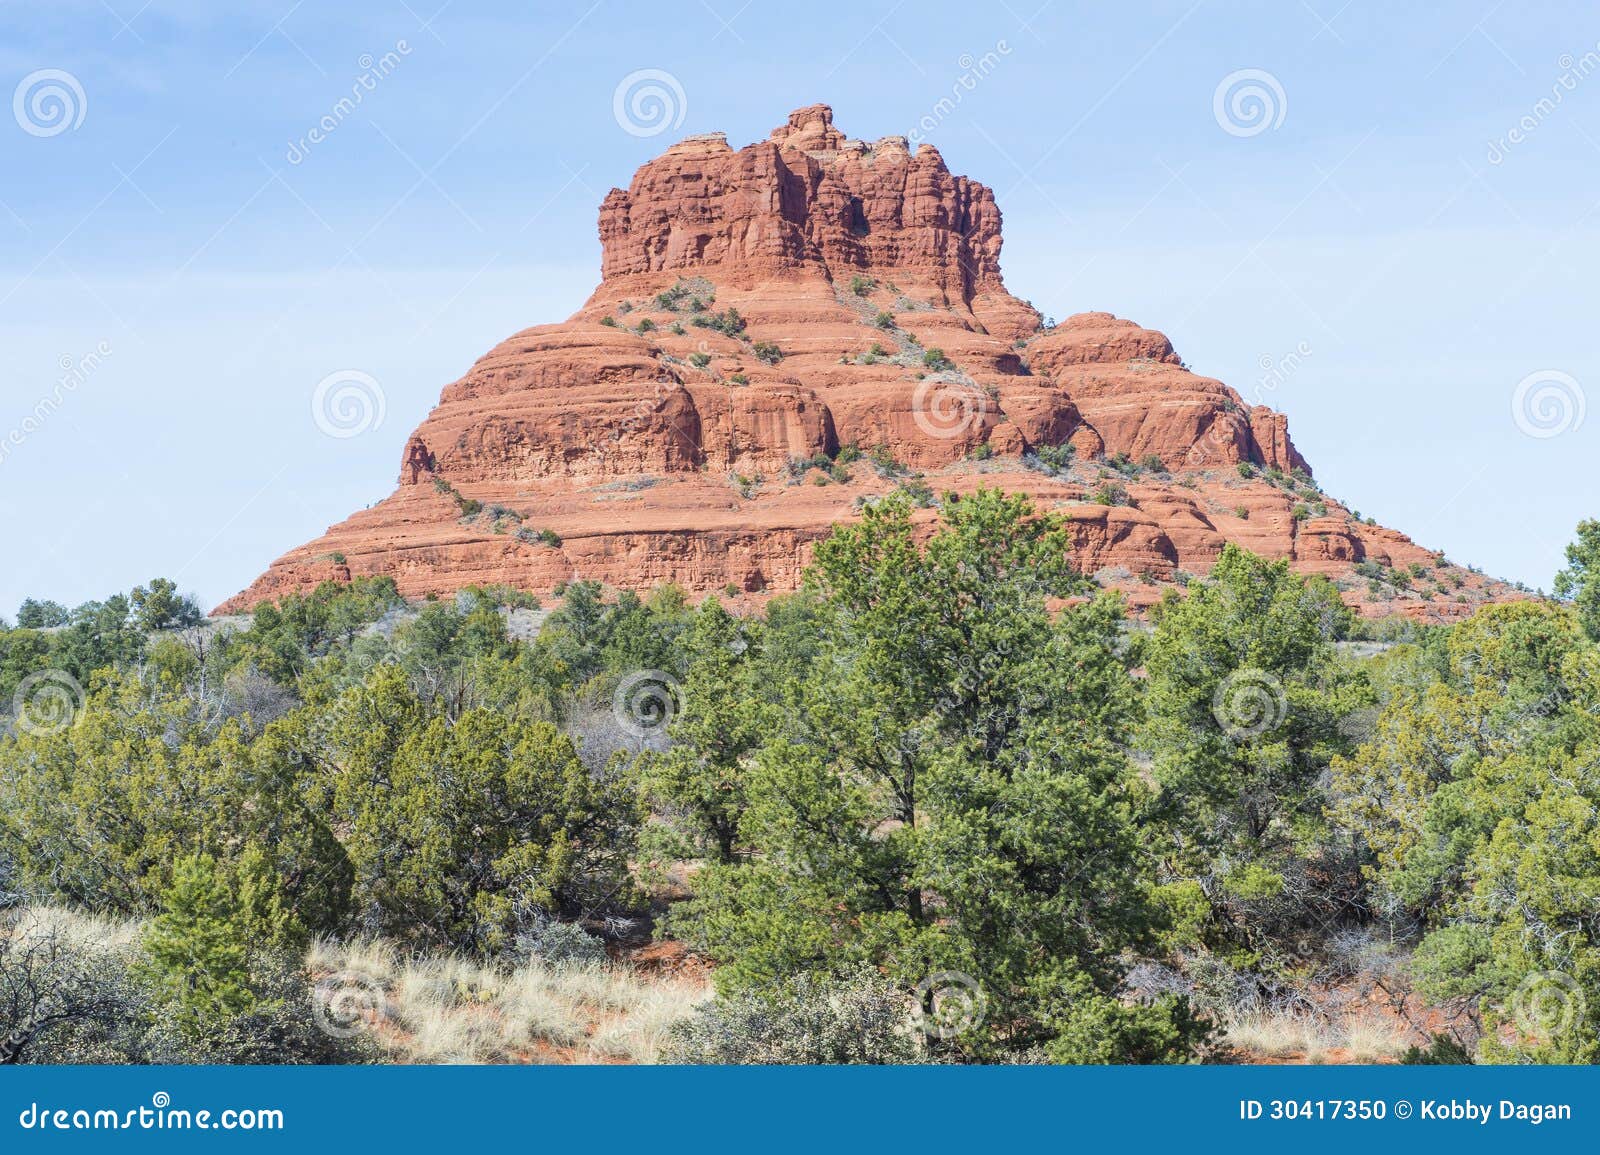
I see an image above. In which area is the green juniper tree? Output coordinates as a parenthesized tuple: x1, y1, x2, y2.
(295, 665, 640, 952)
(1555, 518, 1600, 642)
(670, 490, 1208, 1061)
(130, 578, 203, 632)
(1334, 600, 1600, 1061)
(639, 599, 768, 864)
(140, 855, 257, 1031)
(1140, 545, 1368, 958)
(0, 672, 352, 942)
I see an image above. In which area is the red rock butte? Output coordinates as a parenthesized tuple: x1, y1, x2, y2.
(220, 104, 1508, 619)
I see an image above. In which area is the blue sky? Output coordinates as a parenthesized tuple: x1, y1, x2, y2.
(1, 0, 1596, 614)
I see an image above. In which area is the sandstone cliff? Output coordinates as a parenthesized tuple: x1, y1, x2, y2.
(220, 105, 1507, 620)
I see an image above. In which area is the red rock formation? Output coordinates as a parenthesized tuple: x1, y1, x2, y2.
(219, 106, 1512, 622)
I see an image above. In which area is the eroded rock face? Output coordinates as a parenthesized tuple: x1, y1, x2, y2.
(598, 105, 1004, 305)
(220, 106, 1510, 621)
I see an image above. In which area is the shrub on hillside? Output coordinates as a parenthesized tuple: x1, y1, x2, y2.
(663, 970, 923, 1065)
(509, 918, 609, 967)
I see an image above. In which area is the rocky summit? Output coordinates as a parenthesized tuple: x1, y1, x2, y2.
(221, 104, 1508, 618)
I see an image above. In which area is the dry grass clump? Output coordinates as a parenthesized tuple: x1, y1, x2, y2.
(307, 938, 708, 1064)
(1339, 1015, 1411, 1062)
(1223, 1012, 1408, 1063)
(6, 905, 141, 953)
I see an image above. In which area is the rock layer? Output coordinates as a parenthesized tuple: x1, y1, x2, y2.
(221, 106, 1509, 621)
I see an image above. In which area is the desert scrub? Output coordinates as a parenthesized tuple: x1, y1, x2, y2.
(1093, 482, 1130, 506)
(664, 970, 922, 1065)
(751, 341, 783, 365)
(785, 452, 834, 482)
(308, 937, 707, 1064)
(1221, 1012, 1406, 1064)
(867, 444, 908, 479)
(515, 527, 562, 548)
(690, 308, 745, 337)
(1025, 442, 1074, 478)
(1, 907, 371, 1065)
(653, 277, 715, 312)
(1105, 451, 1140, 477)
(433, 476, 489, 521)
(484, 504, 524, 534)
